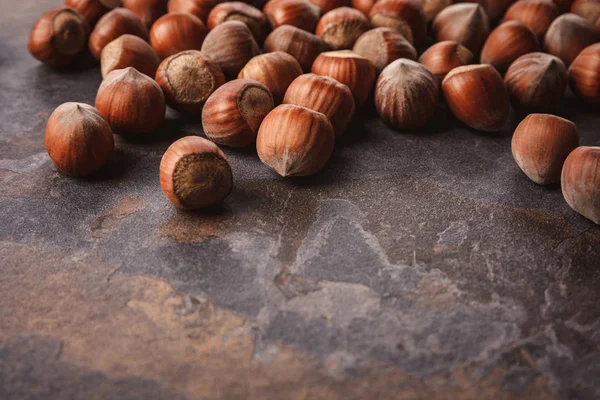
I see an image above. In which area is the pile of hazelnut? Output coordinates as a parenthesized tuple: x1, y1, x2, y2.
(30, 0, 600, 222)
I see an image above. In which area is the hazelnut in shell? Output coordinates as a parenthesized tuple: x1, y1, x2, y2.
(100, 34, 161, 78)
(28, 7, 89, 67)
(95, 67, 166, 135)
(375, 59, 439, 130)
(122, 0, 168, 27)
(207, 2, 271, 45)
(263, 0, 321, 32)
(480, 21, 540, 75)
(160, 136, 233, 209)
(45, 102, 114, 177)
(311, 50, 376, 107)
(65, 0, 119, 26)
(504, 52, 567, 112)
(432, 3, 490, 54)
(561, 146, 600, 224)
(369, 0, 428, 47)
(263, 25, 331, 72)
(571, 0, 600, 24)
(418, 40, 473, 85)
(466, 0, 513, 20)
(503, 0, 561, 38)
(568, 43, 600, 105)
(441, 64, 510, 132)
(511, 114, 579, 185)
(308, 0, 350, 13)
(257, 104, 335, 177)
(353, 27, 416, 74)
(315, 7, 371, 50)
(419, 0, 453, 22)
(201, 20, 260, 79)
(543, 13, 600, 66)
(149, 13, 208, 59)
(202, 79, 275, 147)
(155, 50, 226, 113)
(283, 73, 356, 136)
(167, 0, 219, 22)
(89, 8, 149, 59)
(352, 0, 375, 16)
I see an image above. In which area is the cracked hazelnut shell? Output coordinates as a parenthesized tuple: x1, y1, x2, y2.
(89, 8, 149, 59)
(263, 0, 321, 32)
(369, 0, 427, 47)
(149, 12, 208, 59)
(418, 40, 473, 85)
(562, 146, 600, 224)
(481, 21, 540, 75)
(316, 7, 371, 50)
(65, 0, 119, 26)
(433, 3, 490, 54)
(568, 43, 600, 105)
(503, 0, 561, 38)
(353, 27, 416, 74)
(100, 34, 161, 78)
(263, 25, 331, 72)
(207, 2, 271, 45)
(543, 13, 600, 66)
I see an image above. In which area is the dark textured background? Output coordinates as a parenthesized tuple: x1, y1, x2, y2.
(1, 2, 599, 399)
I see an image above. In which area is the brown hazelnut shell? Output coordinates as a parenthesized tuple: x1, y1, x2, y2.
(512, 113, 579, 185)
(263, 25, 331, 72)
(263, 0, 321, 32)
(353, 27, 417, 74)
(369, 0, 427, 47)
(480, 21, 540, 75)
(420, 0, 453, 22)
(155, 50, 226, 113)
(89, 8, 149, 59)
(465, 0, 513, 20)
(418, 40, 473, 85)
(352, 0, 375, 16)
(160, 136, 233, 209)
(432, 3, 490, 54)
(95, 67, 166, 135)
(308, 0, 350, 13)
(65, 0, 119, 26)
(45, 102, 114, 177)
(122, 0, 168, 27)
(202, 79, 275, 147)
(167, 0, 220, 22)
(503, 0, 561, 38)
(257, 104, 335, 177)
(149, 12, 208, 59)
(207, 2, 271, 45)
(561, 146, 600, 224)
(100, 34, 161, 78)
(316, 7, 371, 50)
(571, 0, 600, 24)
(543, 13, 600, 66)
(568, 43, 600, 104)
(283, 73, 356, 136)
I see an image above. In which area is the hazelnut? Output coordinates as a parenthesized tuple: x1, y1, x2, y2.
(28, 7, 89, 67)
(263, 0, 321, 32)
(418, 40, 473, 85)
(155, 50, 226, 113)
(369, 0, 427, 47)
(100, 34, 161, 78)
(45, 103, 114, 177)
(256, 104, 335, 177)
(433, 3, 490, 54)
(238, 52, 303, 104)
(89, 8, 149, 59)
(466, 0, 513, 20)
(160, 136, 233, 209)
(512, 114, 579, 185)
(149, 12, 208, 59)
(353, 27, 416, 73)
(95, 67, 166, 135)
(201, 21, 260, 78)
(569, 43, 600, 104)
(207, 2, 271, 45)
(315, 7, 371, 50)
(441, 64, 510, 132)
(122, 0, 168, 27)
(553, 0, 574, 11)
(202, 79, 275, 147)
(352, 0, 375, 16)
(480, 21, 540, 75)
(561, 146, 600, 224)
(311, 50, 376, 107)
(571, 0, 600, 24)
(167, 0, 219, 22)
(544, 13, 600, 66)
(375, 59, 439, 130)
(308, 0, 350, 13)
(263, 25, 331, 72)
(419, 0, 453, 22)
(503, 0, 561, 38)
(65, 0, 119, 26)
(283, 73, 356, 136)
(504, 52, 567, 112)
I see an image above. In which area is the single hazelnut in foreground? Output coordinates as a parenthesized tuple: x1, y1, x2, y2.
(160, 136, 233, 209)
(316, 7, 371, 50)
(208, 2, 271, 45)
(441, 64, 510, 132)
(353, 27, 416, 73)
(65, 0, 119, 26)
(375, 59, 439, 130)
(149, 13, 208, 59)
(283, 73, 356, 136)
(238, 52, 303, 104)
(263, 0, 321, 32)
(257, 104, 335, 177)
(45, 102, 114, 177)
(571, 0, 600, 24)
(504, 52, 567, 112)
(202, 79, 275, 147)
(369, 0, 427, 47)
(308, 0, 350, 13)
(433, 3, 490, 54)
(481, 21, 540, 75)
(420, 0, 453, 22)
(418, 40, 473, 85)
(503, 0, 561, 38)
(311, 50, 376, 107)
(89, 8, 149, 59)
(511, 114, 579, 185)
(562, 146, 600, 224)
(100, 34, 161, 78)
(122, 0, 168, 27)
(95, 67, 166, 135)
(201, 21, 260, 79)
(28, 7, 89, 67)
(544, 13, 600, 66)
(263, 25, 331, 72)
(569, 43, 600, 105)
(155, 50, 226, 113)
(167, 0, 219, 22)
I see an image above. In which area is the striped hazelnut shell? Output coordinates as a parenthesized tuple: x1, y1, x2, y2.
(480, 21, 540, 75)
(503, 0, 561, 38)
(263, 25, 331, 72)
(316, 7, 371, 50)
(263, 0, 321, 32)
(418, 40, 473, 85)
(543, 13, 600, 66)
(369, 0, 427, 47)
(568, 43, 600, 105)
(100, 34, 161, 78)
(207, 2, 271, 45)
(89, 8, 149, 59)
(433, 3, 490, 54)
(353, 27, 417, 74)
(561, 146, 600, 224)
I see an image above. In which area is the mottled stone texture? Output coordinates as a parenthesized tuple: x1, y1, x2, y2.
(1, 2, 599, 399)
